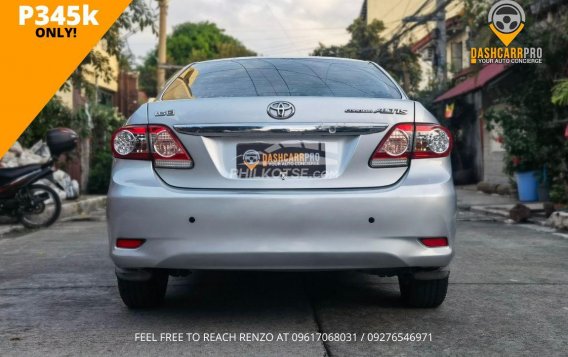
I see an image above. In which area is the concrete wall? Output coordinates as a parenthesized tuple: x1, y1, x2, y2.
(482, 137, 507, 184)
(481, 105, 508, 185)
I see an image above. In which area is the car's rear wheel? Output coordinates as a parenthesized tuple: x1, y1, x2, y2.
(117, 271, 168, 308)
(398, 275, 448, 308)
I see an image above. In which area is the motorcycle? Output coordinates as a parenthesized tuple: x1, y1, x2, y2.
(0, 128, 78, 228)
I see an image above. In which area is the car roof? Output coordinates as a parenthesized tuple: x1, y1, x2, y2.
(189, 56, 372, 66)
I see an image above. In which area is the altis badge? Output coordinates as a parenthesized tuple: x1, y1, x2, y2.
(345, 108, 408, 115)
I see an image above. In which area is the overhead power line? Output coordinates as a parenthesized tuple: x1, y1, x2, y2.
(401, 0, 452, 84)
(230, 27, 349, 33)
(263, 0, 294, 46)
(386, 0, 433, 45)
(386, 0, 452, 49)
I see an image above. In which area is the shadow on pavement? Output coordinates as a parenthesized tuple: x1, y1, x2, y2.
(151, 271, 404, 314)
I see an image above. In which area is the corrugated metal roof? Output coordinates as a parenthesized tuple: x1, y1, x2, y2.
(434, 64, 509, 103)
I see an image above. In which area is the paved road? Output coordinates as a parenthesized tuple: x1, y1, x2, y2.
(0, 211, 567, 356)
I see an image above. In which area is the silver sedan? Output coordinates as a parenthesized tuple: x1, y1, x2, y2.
(107, 57, 456, 308)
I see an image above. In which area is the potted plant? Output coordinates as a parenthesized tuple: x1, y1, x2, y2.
(486, 107, 543, 202)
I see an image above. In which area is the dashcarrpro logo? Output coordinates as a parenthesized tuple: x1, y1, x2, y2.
(242, 149, 261, 171)
(470, 0, 542, 65)
(488, 0, 525, 46)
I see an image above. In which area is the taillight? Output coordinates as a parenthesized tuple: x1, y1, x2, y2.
(369, 123, 452, 168)
(111, 126, 149, 160)
(419, 237, 449, 247)
(148, 126, 193, 168)
(369, 123, 413, 168)
(412, 124, 453, 159)
(111, 125, 193, 169)
(116, 238, 146, 249)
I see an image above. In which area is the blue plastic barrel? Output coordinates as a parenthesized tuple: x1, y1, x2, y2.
(515, 171, 538, 202)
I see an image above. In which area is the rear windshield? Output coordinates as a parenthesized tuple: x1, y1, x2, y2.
(161, 58, 402, 100)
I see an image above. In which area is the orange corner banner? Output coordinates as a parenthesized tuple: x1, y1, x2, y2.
(0, 0, 132, 156)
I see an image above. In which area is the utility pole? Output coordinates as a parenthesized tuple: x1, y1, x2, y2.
(435, 0, 447, 85)
(156, 0, 169, 93)
(402, 0, 448, 86)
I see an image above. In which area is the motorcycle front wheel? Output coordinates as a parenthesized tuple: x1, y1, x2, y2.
(19, 184, 62, 229)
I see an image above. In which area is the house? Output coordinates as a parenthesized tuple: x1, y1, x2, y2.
(58, 41, 140, 118)
(360, 0, 467, 90)
(57, 41, 120, 112)
(433, 0, 568, 187)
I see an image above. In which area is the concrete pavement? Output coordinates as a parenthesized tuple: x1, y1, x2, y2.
(0, 195, 106, 237)
(456, 186, 564, 228)
(0, 210, 567, 356)
(456, 185, 518, 209)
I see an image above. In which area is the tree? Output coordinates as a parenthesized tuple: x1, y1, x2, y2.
(20, 1, 156, 193)
(65, 0, 156, 93)
(138, 21, 256, 97)
(312, 18, 421, 94)
(552, 80, 568, 106)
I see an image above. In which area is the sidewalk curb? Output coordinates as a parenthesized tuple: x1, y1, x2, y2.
(60, 195, 107, 220)
(470, 204, 561, 229)
(470, 205, 510, 218)
(0, 195, 106, 237)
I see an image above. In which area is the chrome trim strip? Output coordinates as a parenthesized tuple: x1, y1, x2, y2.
(173, 123, 388, 136)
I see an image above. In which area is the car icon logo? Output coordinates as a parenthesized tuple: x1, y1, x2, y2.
(242, 149, 260, 171)
(267, 101, 295, 119)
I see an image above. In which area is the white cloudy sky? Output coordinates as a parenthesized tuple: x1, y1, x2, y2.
(126, 0, 362, 64)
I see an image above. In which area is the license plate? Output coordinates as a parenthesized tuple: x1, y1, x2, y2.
(236, 142, 326, 178)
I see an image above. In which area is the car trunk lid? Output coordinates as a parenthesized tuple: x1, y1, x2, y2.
(148, 97, 414, 189)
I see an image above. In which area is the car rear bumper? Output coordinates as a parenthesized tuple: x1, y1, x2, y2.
(107, 160, 456, 270)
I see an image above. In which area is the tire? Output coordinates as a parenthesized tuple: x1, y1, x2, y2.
(399, 275, 448, 308)
(19, 184, 62, 229)
(117, 271, 168, 308)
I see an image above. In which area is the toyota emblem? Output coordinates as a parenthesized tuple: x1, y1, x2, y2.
(267, 101, 295, 119)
